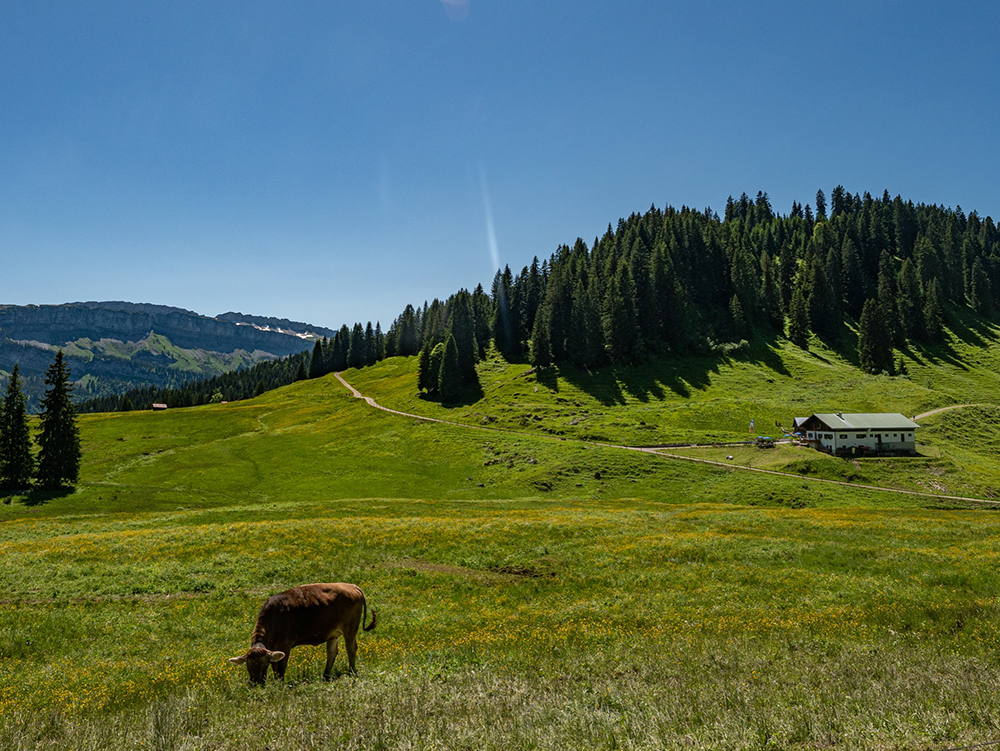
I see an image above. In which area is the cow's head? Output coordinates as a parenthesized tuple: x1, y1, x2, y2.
(228, 645, 286, 685)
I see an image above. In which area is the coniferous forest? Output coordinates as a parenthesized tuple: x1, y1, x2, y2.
(79, 187, 1000, 410)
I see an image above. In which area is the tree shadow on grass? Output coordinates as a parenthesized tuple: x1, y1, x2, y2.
(947, 307, 995, 349)
(545, 332, 796, 407)
(537, 355, 712, 407)
(418, 377, 486, 409)
(3, 486, 75, 507)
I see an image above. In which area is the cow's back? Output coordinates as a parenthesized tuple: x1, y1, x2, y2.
(254, 582, 366, 649)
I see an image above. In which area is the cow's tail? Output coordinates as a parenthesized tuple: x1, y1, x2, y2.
(362, 596, 377, 632)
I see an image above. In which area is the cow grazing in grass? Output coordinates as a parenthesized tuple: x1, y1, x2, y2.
(228, 582, 376, 684)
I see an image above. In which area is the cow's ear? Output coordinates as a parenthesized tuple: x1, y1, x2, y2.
(228, 655, 248, 665)
(268, 651, 286, 663)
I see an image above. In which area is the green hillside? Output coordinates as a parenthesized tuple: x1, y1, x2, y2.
(3, 342, 1000, 749)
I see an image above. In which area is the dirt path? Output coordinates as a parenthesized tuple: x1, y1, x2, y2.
(334, 372, 1000, 508)
(915, 404, 985, 420)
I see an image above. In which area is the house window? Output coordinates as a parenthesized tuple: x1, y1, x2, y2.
(824, 433, 833, 439)
(839, 434, 848, 439)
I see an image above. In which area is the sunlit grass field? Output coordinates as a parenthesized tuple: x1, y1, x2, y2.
(3, 339, 1000, 749)
(4, 498, 1000, 749)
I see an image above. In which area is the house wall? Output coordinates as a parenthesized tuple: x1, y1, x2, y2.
(805, 429, 916, 455)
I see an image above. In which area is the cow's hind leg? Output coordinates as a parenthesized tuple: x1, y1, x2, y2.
(345, 632, 358, 674)
(323, 637, 340, 680)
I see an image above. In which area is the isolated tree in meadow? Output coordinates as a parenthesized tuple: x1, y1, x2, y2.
(438, 335, 463, 403)
(0, 364, 35, 490)
(35, 351, 81, 489)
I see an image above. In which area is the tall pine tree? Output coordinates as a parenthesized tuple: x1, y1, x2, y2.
(858, 299, 893, 375)
(438, 335, 463, 403)
(0, 364, 34, 490)
(35, 351, 82, 489)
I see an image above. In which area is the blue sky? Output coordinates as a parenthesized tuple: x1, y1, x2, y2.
(2, 1, 999, 330)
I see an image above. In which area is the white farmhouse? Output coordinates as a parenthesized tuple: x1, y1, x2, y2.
(798, 413, 919, 456)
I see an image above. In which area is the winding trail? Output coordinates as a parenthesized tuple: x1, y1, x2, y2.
(915, 404, 984, 420)
(334, 372, 1000, 507)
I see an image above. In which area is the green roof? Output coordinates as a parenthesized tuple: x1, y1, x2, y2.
(808, 413, 919, 430)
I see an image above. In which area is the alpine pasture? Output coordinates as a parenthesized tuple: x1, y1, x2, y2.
(2, 338, 1000, 750)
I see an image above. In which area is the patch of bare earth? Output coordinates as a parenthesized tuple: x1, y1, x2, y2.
(386, 558, 556, 581)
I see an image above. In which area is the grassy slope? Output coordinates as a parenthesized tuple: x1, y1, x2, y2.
(348, 327, 1000, 500)
(3, 328, 1000, 748)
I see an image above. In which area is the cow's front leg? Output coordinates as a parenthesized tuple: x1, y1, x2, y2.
(271, 652, 290, 681)
(323, 637, 339, 680)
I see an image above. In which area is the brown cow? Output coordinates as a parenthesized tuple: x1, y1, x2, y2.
(228, 582, 376, 684)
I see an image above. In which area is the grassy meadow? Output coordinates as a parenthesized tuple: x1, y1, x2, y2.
(3, 332, 1000, 749)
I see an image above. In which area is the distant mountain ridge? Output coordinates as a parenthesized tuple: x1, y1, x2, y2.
(0, 302, 324, 409)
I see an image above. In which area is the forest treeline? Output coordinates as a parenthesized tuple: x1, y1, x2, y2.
(383, 186, 999, 389)
(80, 186, 1000, 410)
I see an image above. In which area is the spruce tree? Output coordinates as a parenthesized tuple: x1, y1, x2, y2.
(970, 257, 992, 315)
(923, 278, 946, 342)
(858, 299, 893, 375)
(897, 258, 922, 338)
(308, 339, 326, 379)
(331, 326, 350, 372)
(417, 342, 436, 393)
(0, 364, 35, 490)
(364, 322, 376, 365)
(601, 263, 643, 364)
(35, 351, 81, 489)
(815, 189, 827, 219)
(438, 335, 463, 403)
(446, 290, 478, 380)
(529, 306, 554, 366)
(346, 323, 366, 369)
(294, 360, 308, 381)
(787, 283, 810, 348)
